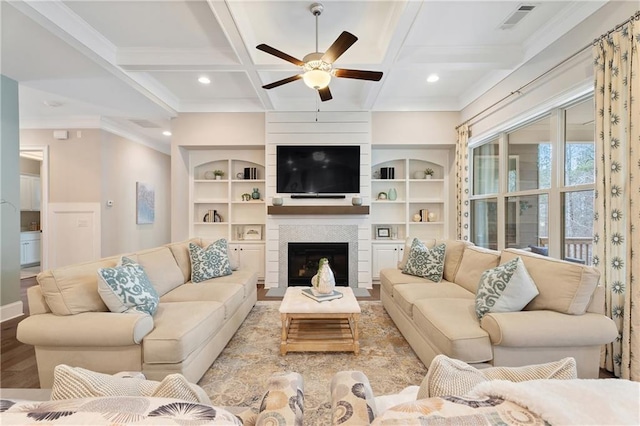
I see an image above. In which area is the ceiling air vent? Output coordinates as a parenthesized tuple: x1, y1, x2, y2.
(500, 4, 536, 30)
(129, 119, 161, 129)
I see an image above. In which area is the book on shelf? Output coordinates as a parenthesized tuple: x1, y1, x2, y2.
(301, 288, 343, 302)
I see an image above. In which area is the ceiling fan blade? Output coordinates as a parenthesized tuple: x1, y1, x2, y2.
(256, 44, 304, 66)
(334, 68, 383, 81)
(318, 86, 332, 102)
(262, 74, 302, 89)
(322, 31, 358, 63)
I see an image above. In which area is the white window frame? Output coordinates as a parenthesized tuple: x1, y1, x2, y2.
(469, 94, 595, 258)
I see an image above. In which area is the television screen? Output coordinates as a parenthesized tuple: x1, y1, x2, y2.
(276, 145, 360, 194)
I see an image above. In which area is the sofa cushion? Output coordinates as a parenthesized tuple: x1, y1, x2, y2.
(380, 268, 432, 297)
(97, 257, 160, 316)
(403, 240, 446, 282)
(134, 247, 185, 296)
(51, 364, 211, 404)
(397, 237, 436, 270)
(166, 239, 202, 284)
(189, 240, 232, 283)
(475, 257, 538, 320)
(393, 282, 474, 317)
(193, 270, 258, 299)
(143, 301, 225, 364)
(501, 249, 600, 315)
(161, 282, 245, 320)
(412, 298, 492, 363)
(417, 355, 577, 398)
(454, 246, 501, 293)
(38, 257, 121, 315)
(436, 239, 473, 282)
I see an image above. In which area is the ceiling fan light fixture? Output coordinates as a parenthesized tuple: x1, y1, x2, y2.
(198, 76, 211, 85)
(303, 69, 331, 89)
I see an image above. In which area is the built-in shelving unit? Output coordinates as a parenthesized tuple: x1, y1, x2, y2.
(370, 148, 450, 279)
(190, 149, 266, 279)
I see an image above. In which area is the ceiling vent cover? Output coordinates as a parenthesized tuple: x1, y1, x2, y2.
(500, 4, 536, 30)
(129, 119, 160, 129)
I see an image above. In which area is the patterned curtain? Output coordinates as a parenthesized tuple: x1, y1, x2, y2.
(593, 14, 639, 381)
(455, 124, 470, 242)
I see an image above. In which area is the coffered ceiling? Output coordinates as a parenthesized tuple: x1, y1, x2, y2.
(1, 1, 611, 150)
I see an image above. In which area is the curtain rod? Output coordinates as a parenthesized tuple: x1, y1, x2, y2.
(456, 10, 640, 131)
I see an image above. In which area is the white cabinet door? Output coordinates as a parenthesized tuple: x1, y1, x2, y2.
(19, 175, 41, 211)
(229, 243, 265, 279)
(372, 243, 403, 280)
(20, 232, 41, 265)
(20, 175, 31, 210)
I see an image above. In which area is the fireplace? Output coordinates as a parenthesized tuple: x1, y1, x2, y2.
(287, 242, 348, 286)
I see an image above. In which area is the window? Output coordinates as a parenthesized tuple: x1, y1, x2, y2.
(470, 97, 595, 264)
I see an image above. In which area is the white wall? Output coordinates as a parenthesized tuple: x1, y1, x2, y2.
(101, 133, 171, 256)
(0, 75, 22, 318)
(461, 2, 639, 139)
(20, 128, 172, 258)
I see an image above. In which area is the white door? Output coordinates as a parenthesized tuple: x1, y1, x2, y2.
(48, 203, 101, 268)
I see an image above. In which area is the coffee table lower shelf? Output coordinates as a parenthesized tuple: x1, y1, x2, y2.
(280, 313, 360, 355)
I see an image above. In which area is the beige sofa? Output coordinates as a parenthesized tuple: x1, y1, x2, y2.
(17, 238, 257, 388)
(380, 239, 618, 378)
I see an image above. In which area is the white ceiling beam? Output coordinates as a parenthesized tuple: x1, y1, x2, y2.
(11, 0, 179, 116)
(205, 0, 274, 111)
(362, 0, 425, 111)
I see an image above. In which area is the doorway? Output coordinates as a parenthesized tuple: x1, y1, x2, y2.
(19, 147, 48, 276)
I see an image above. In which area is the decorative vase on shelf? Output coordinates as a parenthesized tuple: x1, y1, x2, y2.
(272, 197, 283, 206)
(311, 258, 335, 295)
(352, 196, 362, 206)
(428, 212, 436, 222)
(388, 187, 397, 201)
(252, 188, 260, 199)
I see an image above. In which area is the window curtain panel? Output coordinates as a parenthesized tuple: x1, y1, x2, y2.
(593, 14, 639, 381)
(456, 124, 471, 241)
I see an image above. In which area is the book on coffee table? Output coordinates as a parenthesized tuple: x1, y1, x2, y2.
(301, 288, 343, 302)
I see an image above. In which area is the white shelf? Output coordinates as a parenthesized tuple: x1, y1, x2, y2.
(232, 179, 265, 183)
(409, 221, 445, 225)
(230, 200, 265, 204)
(194, 222, 229, 225)
(194, 199, 228, 204)
(409, 198, 445, 203)
(194, 179, 228, 183)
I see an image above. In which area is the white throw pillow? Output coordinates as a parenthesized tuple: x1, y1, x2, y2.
(475, 256, 539, 319)
(402, 239, 445, 282)
(97, 256, 159, 316)
(189, 239, 232, 283)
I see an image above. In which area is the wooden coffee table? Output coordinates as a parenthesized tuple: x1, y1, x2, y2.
(279, 287, 361, 355)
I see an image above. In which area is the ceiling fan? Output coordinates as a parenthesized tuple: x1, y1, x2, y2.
(256, 2, 383, 102)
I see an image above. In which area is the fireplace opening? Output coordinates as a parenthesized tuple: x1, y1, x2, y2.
(287, 242, 348, 286)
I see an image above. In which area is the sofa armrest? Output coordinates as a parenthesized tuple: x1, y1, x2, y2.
(17, 311, 154, 346)
(330, 371, 377, 426)
(481, 310, 618, 347)
(256, 372, 304, 426)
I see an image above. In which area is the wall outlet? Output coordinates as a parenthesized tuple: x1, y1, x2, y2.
(106, 200, 114, 207)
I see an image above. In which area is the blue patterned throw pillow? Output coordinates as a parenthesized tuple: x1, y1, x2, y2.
(189, 240, 232, 283)
(475, 256, 539, 320)
(97, 256, 159, 315)
(402, 239, 446, 282)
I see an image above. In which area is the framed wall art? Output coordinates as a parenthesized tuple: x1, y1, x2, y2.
(136, 182, 155, 224)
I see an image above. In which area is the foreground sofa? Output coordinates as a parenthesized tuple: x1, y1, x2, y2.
(330, 357, 640, 425)
(1, 368, 304, 426)
(17, 238, 257, 388)
(380, 239, 618, 378)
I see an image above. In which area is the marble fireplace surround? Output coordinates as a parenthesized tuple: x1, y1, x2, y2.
(278, 225, 358, 289)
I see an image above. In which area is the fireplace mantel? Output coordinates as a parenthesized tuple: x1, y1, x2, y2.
(268, 206, 369, 215)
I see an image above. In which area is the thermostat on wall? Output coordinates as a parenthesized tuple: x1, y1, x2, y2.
(53, 130, 69, 140)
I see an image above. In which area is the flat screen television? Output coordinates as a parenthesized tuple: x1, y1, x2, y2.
(276, 145, 360, 194)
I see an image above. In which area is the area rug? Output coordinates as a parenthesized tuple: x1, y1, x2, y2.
(198, 301, 427, 425)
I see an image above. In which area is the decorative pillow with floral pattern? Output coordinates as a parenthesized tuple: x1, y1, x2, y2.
(188, 240, 232, 283)
(97, 256, 159, 315)
(402, 239, 446, 282)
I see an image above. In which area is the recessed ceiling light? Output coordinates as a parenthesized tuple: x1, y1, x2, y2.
(426, 74, 439, 83)
(198, 76, 211, 85)
(162, 131, 172, 136)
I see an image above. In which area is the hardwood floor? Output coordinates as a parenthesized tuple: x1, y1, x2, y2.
(0, 280, 380, 389)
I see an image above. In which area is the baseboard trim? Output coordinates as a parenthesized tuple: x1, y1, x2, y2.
(0, 301, 24, 322)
